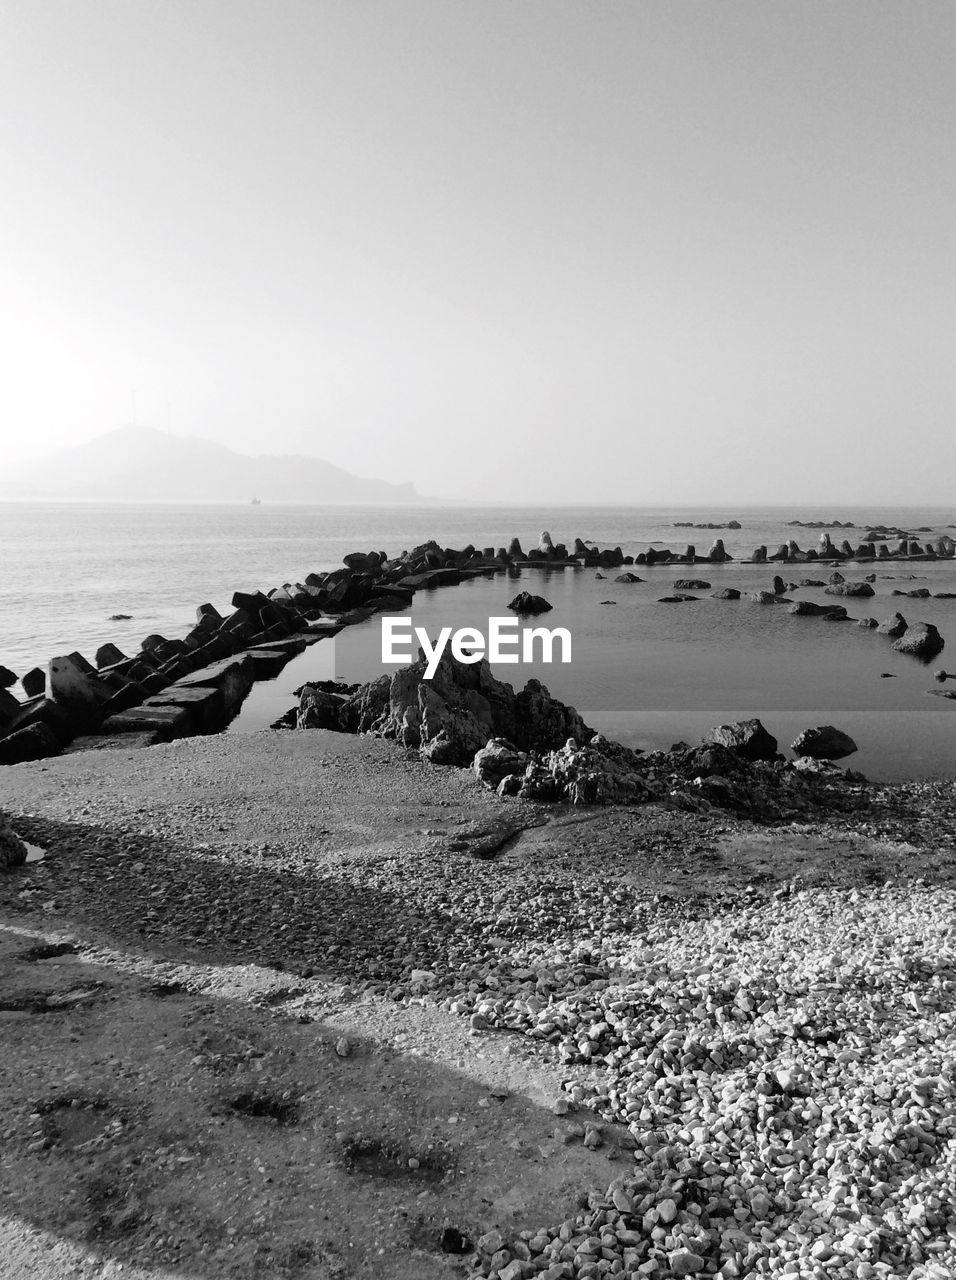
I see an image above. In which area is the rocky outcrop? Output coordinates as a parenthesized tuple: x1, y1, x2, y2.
(893, 623, 944, 660)
(613, 572, 642, 584)
(712, 588, 741, 600)
(507, 592, 553, 615)
(702, 718, 778, 762)
(790, 726, 858, 759)
(673, 579, 711, 590)
(300, 652, 594, 767)
(0, 810, 27, 871)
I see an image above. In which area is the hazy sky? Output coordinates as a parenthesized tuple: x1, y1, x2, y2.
(1, 1, 953, 504)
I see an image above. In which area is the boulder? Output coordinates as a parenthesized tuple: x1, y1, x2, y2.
(673, 579, 711, 590)
(507, 592, 553, 615)
(658, 594, 698, 603)
(711, 588, 741, 600)
(538, 531, 555, 555)
(708, 538, 731, 561)
(473, 738, 529, 789)
(702, 718, 778, 762)
(857, 617, 879, 629)
(828, 571, 845, 584)
(772, 575, 786, 595)
(297, 686, 349, 730)
(752, 546, 768, 562)
(788, 601, 846, 618)
(0, 666, 16, 689)
(893, 622, 944, 660)
(750, 591, 778, 604)
(0, 809, 27, 871)
(825, 582, 875, 598)
(790, 726, 858, 759)
(613, 572, 643, 583)
(876, 612, 908, 638)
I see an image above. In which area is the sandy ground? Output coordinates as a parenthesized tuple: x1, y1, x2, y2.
(1, 730, 954, 1279)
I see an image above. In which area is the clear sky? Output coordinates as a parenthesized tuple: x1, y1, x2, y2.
(1, 1, 953, 504)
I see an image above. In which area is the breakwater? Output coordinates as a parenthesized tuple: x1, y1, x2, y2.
(1, 528, 953, 766)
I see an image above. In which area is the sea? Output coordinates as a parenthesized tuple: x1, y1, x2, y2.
(1, 502, 954, 783)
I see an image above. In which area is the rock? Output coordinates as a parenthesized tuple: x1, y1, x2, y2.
(516, 736, 656, 806)
(825, 582, 875, 597)
(297, 686, 349, 729)
(508, 537, 524, 558)
(613, 572, 642, 583)
(708, 538, 732, 561)
(669, 1248, 706, 1276)
(0, 666, 16, 689)
(711, 588, 741, 600)
(876, 612, 908, 637)
(538, 531, 555, 555)
(702, 718, 778, 761)
(772, 575, 786, 595)
(788, 601, 846, 618)
(750, 590, 778, 604)
(828, 570, 845, 583)
(752, 545, 768, 562)
(658, 594, 698, 603)
(790, 725, 858, 759)
(473, 739, 529, 789)
(893, 622, 944, 660)
(0, 809, 28, 871)
(858, 617, 878, 628)
(334, 1036, 352, 1058)
(673, 579, 711, 590)
(507, 592, 553, 615)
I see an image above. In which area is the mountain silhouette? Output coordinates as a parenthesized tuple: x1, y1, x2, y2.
(3, 427, 423, 504)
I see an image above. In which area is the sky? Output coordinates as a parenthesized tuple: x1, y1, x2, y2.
(0, 1, 953, 504)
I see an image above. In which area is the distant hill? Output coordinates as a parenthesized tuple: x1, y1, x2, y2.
(3, 427, 424, 504)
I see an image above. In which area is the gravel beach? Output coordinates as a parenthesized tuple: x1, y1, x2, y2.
(1, 730, 955, 1279)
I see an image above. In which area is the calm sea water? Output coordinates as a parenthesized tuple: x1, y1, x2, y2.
(1, 502, 954, 781)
